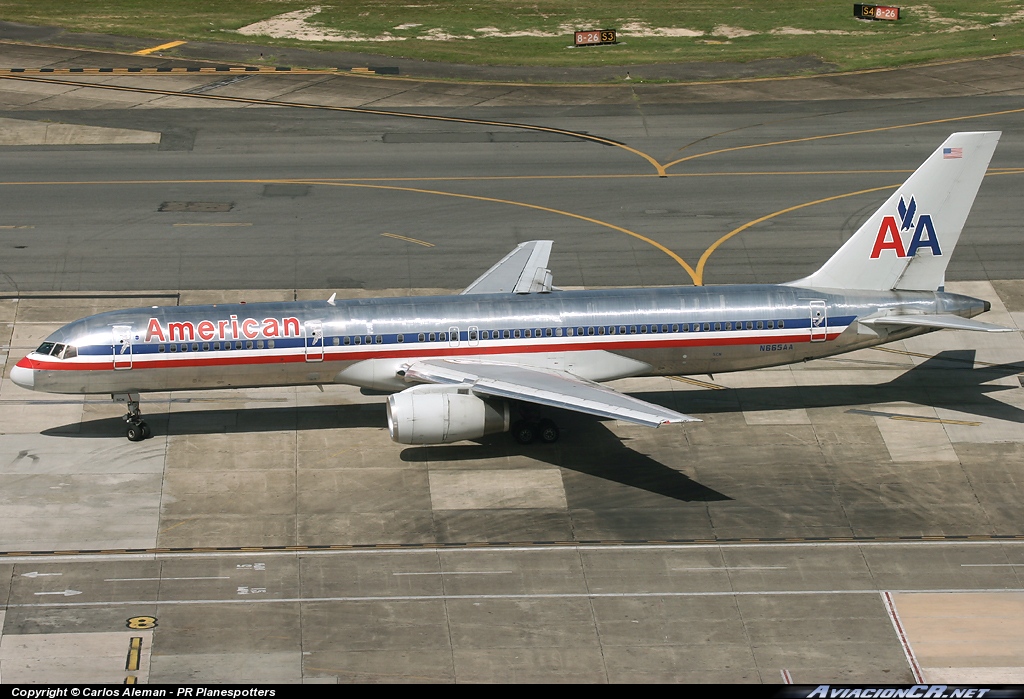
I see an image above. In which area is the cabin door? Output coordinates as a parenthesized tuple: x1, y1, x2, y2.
(112, 325, 133, 370)
(305, 320, 324, 362)
(809, 300, 827, 342)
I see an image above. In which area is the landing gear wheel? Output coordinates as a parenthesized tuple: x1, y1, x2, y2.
(512, 420, 537, 445)
(538, 419, 560, 444)
(117, 393, 148, 442)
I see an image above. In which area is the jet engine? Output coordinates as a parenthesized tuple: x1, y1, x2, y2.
(387, 385, 510, 444)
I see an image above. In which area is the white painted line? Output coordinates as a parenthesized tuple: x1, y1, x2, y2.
(781, 669, 793, 684)
(8, 587, 1024, 609)
(392, 571, 513, 576)
(671, 566, 787, 571)
(2, 538, 1023, 564)
(20, 572, 62, 578)
(104, 577, 231, 582)
(961, 563, 1024, 567)
(881, 591, 925, 683)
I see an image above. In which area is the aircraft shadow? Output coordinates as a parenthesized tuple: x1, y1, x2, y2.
(43, 403, 389, 438)
(641, 350, 1024, 424)
(400, 409, 729, 503)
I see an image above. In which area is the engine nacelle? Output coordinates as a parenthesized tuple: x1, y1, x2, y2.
(387, 386, 510, 445)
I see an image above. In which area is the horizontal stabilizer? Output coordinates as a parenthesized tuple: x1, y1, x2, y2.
(405, 358, 699, 427)
(860, 314, 1015, 333)
(461, 240, 554, 294)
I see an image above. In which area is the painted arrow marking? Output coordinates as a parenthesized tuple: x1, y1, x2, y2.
(34, 589, 82, 597)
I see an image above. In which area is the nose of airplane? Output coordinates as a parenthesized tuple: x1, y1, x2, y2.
(9, 361, 35, 390)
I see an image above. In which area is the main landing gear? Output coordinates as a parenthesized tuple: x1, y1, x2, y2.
(114, 393, 151, 442)
(511, 418, 560, 445)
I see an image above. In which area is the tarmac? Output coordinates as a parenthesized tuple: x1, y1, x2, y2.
(0, 26, 1023, 684)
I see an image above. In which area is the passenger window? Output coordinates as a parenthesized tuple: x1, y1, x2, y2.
(778, 320, 785, 329)
(672, 324, 678, 333)
(355, 336, 362, 345)
(332, 337, 339, 346)
(640, 325, 647, 334)
(170, 344, 178, 353)
(375, 335, 383, 344)
(417, 333, 424, 342)
(746, 322, 753, 330)
(757, 321, 764, 330)
(159, 345, 166, 353)
(714, 323, 721, 331)
(428, 333, 435, 342)
(724, 322, 732, 331)
(587, 327, 595, 336)
(524, 329, 532, 338)
(650, 325, 658, 334)
(365, 335, 372, 345)
(268, 340, 275, 348)
(513, 330, 521, 339)
(555, 328, 562, 337)
(192, 343, 199, 352)
(235, 342, 243, 350)
(566, 328, 573, 337)
(598, 326, 605, 335)
(181, 344, 189, 352)
(681, 324, 688, 332)
(503, 330, 510, 339)
(469, 331, 477, 341)
(703, 323, 711, 332)
(439, 333, 447, 342)
(245, 341, 253, 350)
(257, 340, 264, 349)
(397, 334, 405, 343)
(203, 343, 210, 351)
(767, 321, 775, 329)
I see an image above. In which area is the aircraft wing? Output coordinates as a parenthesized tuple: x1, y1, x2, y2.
(860, 314, 1015, 333)
(404, 358, 700, 427)
(461, 240, 554, 294)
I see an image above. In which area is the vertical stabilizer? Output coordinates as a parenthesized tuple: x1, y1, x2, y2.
(786, 131, 1000, 291)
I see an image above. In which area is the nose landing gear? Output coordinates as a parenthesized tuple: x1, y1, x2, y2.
(114, 393, 151, 441)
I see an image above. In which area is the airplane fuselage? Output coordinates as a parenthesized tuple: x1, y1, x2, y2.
(14, 284, 988, 396)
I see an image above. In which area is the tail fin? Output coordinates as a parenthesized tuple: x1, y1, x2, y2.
(786, 131, 1000, 291)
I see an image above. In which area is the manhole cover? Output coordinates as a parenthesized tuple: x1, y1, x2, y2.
(159, 201, 234, 212)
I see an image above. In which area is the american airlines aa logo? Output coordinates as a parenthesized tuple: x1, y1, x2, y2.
(869, 196, 942, 259)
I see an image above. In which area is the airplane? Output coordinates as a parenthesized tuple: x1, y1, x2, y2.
(9, 131, 1015, 444)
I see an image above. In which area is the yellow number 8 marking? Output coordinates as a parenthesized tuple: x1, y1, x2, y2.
(126, 616, 158, 629)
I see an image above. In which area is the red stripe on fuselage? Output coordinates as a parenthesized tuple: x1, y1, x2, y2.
(15, 330, 841, 373)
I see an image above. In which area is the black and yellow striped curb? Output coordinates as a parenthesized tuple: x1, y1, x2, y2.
(2, 533, 1023, 557)
(2, 66, 399, 75)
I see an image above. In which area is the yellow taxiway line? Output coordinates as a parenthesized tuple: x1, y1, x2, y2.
(132, 40, 186, 56)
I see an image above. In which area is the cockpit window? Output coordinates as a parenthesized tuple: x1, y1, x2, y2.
(35, 342, 55, 356)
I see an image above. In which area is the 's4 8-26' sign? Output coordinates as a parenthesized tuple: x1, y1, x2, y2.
(575, 30, 617, 46)
(854, 4, 901, 21)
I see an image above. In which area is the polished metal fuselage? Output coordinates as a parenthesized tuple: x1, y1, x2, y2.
(21, 285, 988, 395)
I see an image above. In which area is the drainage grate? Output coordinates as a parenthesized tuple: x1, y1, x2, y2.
(159, 201, 234, 212)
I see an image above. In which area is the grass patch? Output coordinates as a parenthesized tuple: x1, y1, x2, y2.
(1, 1, 1022, 71)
